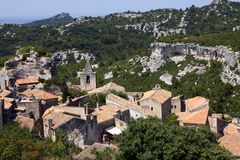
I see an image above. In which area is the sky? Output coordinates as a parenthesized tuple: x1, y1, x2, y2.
(0, 0, 240, 24)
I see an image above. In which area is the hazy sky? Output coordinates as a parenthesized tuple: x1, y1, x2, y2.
(0, 0, 240, 23)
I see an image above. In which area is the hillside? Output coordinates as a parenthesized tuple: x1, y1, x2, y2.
(24, 12, 74, 26)
(0, 0, 240, 116)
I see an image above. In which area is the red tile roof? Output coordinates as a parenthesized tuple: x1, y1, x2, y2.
(16, 77, 39, 85)
(218, 133, 240, 157)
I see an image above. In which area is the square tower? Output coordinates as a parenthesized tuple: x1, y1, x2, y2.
(79, 60, 96, 91)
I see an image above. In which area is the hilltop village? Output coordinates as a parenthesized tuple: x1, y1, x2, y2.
(0, 50, 240, 159)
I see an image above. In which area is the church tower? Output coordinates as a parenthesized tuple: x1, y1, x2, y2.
(79, 60, 96, 91)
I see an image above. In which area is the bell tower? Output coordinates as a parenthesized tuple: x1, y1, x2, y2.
(79, 60, 96, 91)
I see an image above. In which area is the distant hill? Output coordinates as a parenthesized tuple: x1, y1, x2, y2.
(24, 12, 74, 26)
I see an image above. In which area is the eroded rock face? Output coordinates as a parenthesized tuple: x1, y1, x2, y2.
(142, 42, 240, 85)
(2, 52, 54, 81)
(51, 50, 95, 64)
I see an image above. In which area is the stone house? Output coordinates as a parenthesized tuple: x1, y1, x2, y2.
(14, 96, 44, 133)
(91, 105, 123, 142)
(79, 60, 96, 91)
(0, 98, 16, 125)
(42, 105, 99, 148)
(138, 85, 172, 121)
(106, 93, 157, 120)
(15, 96, 43, 120)
(15, 77, 40, 91)
(21, 88, 60, 111)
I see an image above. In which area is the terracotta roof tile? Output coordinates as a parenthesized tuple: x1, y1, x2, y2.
(43, 105, 86, 129)
(15, 115, 35, 131)
(43, 105, 86, 118)
(88, 82, 125, 94)
(21, 89, 59, 100)
(177, 107, 210, 125)
(139, 89, 172, 104)
(44, 111, 75, 129)
(0, 90, 11, 98)
(218, 133, 240, 157)
(223, 123, 239, 135)
(16, 77, 39, 85)
(0, 98, 14, 109)
(185, 96, 209, 112)
(91, 105, 119, 124)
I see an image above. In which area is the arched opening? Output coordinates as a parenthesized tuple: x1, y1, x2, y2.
(86, 75, 90, 84)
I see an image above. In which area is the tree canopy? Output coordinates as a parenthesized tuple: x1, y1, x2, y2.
(116, 117, 233, 160)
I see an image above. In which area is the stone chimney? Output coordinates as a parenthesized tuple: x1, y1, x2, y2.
(96, 102, 99, 111)
(66, 96, 72, 105)
(85, 105, 89, 115)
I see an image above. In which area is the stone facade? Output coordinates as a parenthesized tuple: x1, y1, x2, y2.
(43, 106, 99, 148)
(79, 61, 96, 91)
(171, 95, 186, 114)
(17, 99, 43, 120)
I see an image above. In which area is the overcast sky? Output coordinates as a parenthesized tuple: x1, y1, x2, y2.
(0, 0, 240, 23)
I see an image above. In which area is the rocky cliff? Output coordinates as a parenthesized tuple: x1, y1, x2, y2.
(140, 43, 240, 86)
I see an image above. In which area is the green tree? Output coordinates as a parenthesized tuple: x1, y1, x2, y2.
(116, 117, 233, 160)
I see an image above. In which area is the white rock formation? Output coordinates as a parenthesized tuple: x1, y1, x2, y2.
(160, 73, 173, 85)
(104, 71, 113, 79)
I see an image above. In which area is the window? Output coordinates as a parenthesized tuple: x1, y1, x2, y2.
(86, 75, 90, 83)
(150, 107, 153, 111)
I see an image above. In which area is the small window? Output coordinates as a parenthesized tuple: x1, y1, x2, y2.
(86, 75, 90, 83)
(150, 107, 153, 111)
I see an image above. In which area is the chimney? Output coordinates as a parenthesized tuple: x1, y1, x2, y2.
(66, 96, 72, 105)
(96, 102, 99, 111)
(85, 105, 89, 115)
(48, 119, 53, 129)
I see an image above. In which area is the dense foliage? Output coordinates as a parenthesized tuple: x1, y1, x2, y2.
(0, 123, 81, 160)
(0, 55, 11, 68)
(116, 117, 233, 160)
(83, 147, 117, 160)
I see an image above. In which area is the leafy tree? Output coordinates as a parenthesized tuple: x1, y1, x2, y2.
(116, 117, 233, 160)
(0, 123, 81, 160)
